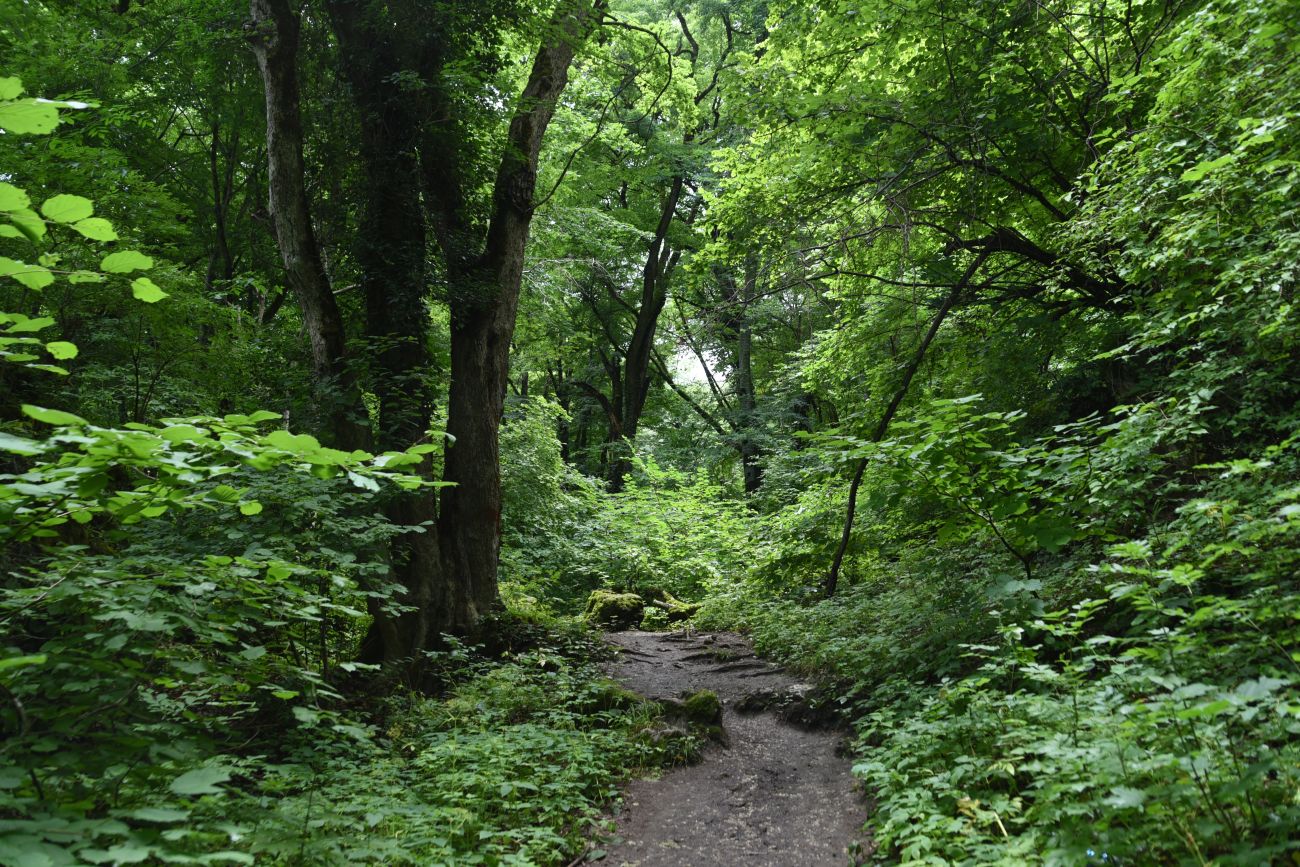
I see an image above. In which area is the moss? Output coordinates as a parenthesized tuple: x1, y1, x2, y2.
(584, 590, 645, 630)
(587, 678, 644, 712)
(642, 588, 702, 622)
(681, 689, 722, 727)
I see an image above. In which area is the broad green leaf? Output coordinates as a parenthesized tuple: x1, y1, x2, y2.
(4, 315, 55, 333)
(21, 404, 87, 426)
(0, 257, 54, 290)
(0, 77, 22, 100)
(0, 181, 29, 211)
(239, 501, 263, 516)
(1181, 154, 1234, 182)
(40, 194, 93, 223)
(209, 485, 241, 503)
(101, 250, 154, 273)
(131, 277, 167, 303)
(72, 217, 117, 241)
(44, 341, 78, 360)
(1104, 786, 1148, 809)
(0, 100, 60, 134)
(263, 429, 321, 452)
(159, 423, 207, 443)
(169, 766, 231, 796)
(92, 844, 152, 864)
(0, 431, 43, 455)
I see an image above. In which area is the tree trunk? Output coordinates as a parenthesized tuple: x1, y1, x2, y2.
(438, 2, 595, 633)
(247, 0, 368, 451)
(610, 174, 684, 490)
(726, 255, 763, 493)
(327, 0, 445, 668)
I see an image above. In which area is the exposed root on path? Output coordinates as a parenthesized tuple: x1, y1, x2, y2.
(591, 630, 870, 866)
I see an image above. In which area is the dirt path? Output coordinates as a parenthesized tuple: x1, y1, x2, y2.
(593, 630, 868, 866)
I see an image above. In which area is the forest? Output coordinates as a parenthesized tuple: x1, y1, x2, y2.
(1, 0, 1297, 863)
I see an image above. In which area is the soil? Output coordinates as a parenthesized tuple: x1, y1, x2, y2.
(590, 630, 870, 866)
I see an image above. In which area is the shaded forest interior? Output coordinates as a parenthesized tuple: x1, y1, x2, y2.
(1, 0, 1298, 864)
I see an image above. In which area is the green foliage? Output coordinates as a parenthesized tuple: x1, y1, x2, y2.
(5, 0, 1300, 861)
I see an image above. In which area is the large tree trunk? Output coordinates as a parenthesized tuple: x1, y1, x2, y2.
(247, 0, 368, 451)
(327, 0, 443, 667)
(438, 10, 592, 629)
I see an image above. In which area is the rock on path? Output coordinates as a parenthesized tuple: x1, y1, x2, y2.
(594, 630, 869, 866)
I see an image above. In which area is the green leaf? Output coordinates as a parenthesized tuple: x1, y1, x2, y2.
(1104, 786, 1148, 809)
(0, 257, 54, 291)
(68, 270, 105, 283)
(101, 250, 154, 273)
(1181, 154, 1234, 182)
(4, 316, 55, 333)
(72, 217, 118, 241)
(40, 194, 93, 223)
(22, 404, 87, 426)
(0, 77, 23, 100)
(0, 653, 47, 673)
(0, 181, 30, 211)
(130, 277, 168, 303)
(0, 431, 44, 455)
(94, 844, 152, 864)
(44, 341, 78, 360)
(127, 807, 190, 823)
(239, 501, 263, 516)
(263, 429, 321, 452)
(169, 766, 231, 796)
(210, 485, 241, 503)
(159, 424, 208, 443)
(0, 100, 60, 134)
(292, 706, 321, 727)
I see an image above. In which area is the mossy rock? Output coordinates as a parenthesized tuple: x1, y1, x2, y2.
(658, 689, 726, 744)
(681, 689, 722, 726)
(584, 589, 645, 630)
(586, 678, 644, 713)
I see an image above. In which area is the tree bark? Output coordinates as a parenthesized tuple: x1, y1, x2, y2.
(327, 0, 444, 667)
(438, 1, 596, 633)
(609, 174, 685, 490)
(247, 0, 368, 451)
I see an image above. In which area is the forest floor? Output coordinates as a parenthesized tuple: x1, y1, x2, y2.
(591, 630, 869, 866)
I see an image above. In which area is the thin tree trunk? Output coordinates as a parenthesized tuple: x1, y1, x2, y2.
(610, 174, 684, 490)
(727, 255, 762, 493)
(247, 0, 368, 451)
(824, 252, 988, 597)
